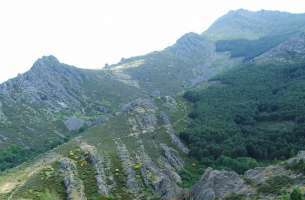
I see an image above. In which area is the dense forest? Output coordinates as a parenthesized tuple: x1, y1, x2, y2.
(215, 32, 294, 60)
(181, 60, 305, 173)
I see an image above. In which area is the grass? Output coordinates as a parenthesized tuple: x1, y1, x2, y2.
(257, 175, 293, 194)
(11, 162, 66, 200)
(69, 149, 101, 200)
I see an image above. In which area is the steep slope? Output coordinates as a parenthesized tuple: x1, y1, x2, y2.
(2, 8, 305, 200)
(107, 33, 241, 96)
(181, 32, 305, 173)
(0, 55, 144, 171)
(0, 97, 198, 200)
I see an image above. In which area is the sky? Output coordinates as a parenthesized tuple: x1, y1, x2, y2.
(0, 0, 305, 83)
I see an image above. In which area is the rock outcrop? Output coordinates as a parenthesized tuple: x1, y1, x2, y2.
(115, 140, 140, 193)
(136, 145, 183, 200)
(123, 98, 158, 136)
(65, 116, 86, 131)
(160, 143, 184, 171)
(0, 56, 84, 110)
(59, 158, 87, 200)
(160, 112, 189, 154)
(79, 142, 109, 196)
(191, 168, 252, 200)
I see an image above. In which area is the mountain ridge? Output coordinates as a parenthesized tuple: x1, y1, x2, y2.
(1, 8, 305, 200)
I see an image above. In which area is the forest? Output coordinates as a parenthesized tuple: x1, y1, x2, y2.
(181, 60, 305, 173)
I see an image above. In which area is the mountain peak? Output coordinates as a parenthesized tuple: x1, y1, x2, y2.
(204, 9, 305, 41)
(31, 55, 60, 70)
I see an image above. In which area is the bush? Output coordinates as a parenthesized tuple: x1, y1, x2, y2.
(215, 156, 259, 174)
(290, 188, 304, 200)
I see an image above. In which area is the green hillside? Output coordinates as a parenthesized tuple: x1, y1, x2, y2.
(181, 47, 305, 173)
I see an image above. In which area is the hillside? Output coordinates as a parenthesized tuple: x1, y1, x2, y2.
(1, 8, 305, 200)
(182, 32, 305, 173)
(0, 56, 145, 171)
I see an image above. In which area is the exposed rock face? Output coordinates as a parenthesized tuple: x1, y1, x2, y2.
(107, 59, 144, 88)
(59, 158, 87, 200)
(79, 142, 109, 196)
(121, 98, 156, 113)
(191, 168, 251, 200)
(115, 140, 140, 193)
(123, 98, 158, 136)
(0, 56, 84, 110)
(160, 112, 189, 154)
(160, 143, 184, 171)
(64, 116, 85, 131)
(245, 165, 292, 185)
(167, 33, 215, 60)
(136, 145, 182, 200)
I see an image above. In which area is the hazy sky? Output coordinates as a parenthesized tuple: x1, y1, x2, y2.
(1, 0, 305, 83)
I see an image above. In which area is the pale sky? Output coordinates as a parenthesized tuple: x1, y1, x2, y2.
(0, 0, 305, 83)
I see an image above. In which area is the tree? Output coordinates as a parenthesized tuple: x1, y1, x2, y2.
(290, 188, 303, 200)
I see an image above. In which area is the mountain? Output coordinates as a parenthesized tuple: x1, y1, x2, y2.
(1, 8, 305, 200)
(0, 55, 144, 170)
(106, 32, 240, 95)
(205, 9, 305, 40)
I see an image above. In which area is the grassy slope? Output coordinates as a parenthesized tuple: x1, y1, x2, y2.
(0, 98, 198, 199)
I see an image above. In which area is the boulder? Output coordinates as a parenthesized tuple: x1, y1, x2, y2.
(191, 168, 251, 200)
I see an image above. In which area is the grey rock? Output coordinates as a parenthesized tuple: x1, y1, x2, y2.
(121, 98, 156, 113)
(124, 98, 158, 136)
(160, 143, 184, 171)
(59, 158, 87, 200)
(64, 116, 85, 131)
(0, 56, 85, 111)
(160, 112, 190, 154)
(136, 144, 182, 200)
(79, 142, 109, 196)
(191, 168, 251, 200)
(115, 140, 140, 193)
(245, 165, 293, 185)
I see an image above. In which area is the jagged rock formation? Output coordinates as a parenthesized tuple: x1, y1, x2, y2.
(160, 112, 189, 154)
(160, 143, 184, 171)
(136, 144, 183, 200)
(0, 56, 84, 110)
(123, 98, 158, 136)
(79, 142, 109, 196)
(59, 158, 87, 200)
(191, 167, 252, 200)
(3, 8, 305, 200)
(115, 140, 141, 193)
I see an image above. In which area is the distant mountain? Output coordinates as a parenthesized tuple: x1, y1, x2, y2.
(204, 9, 305, 40)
